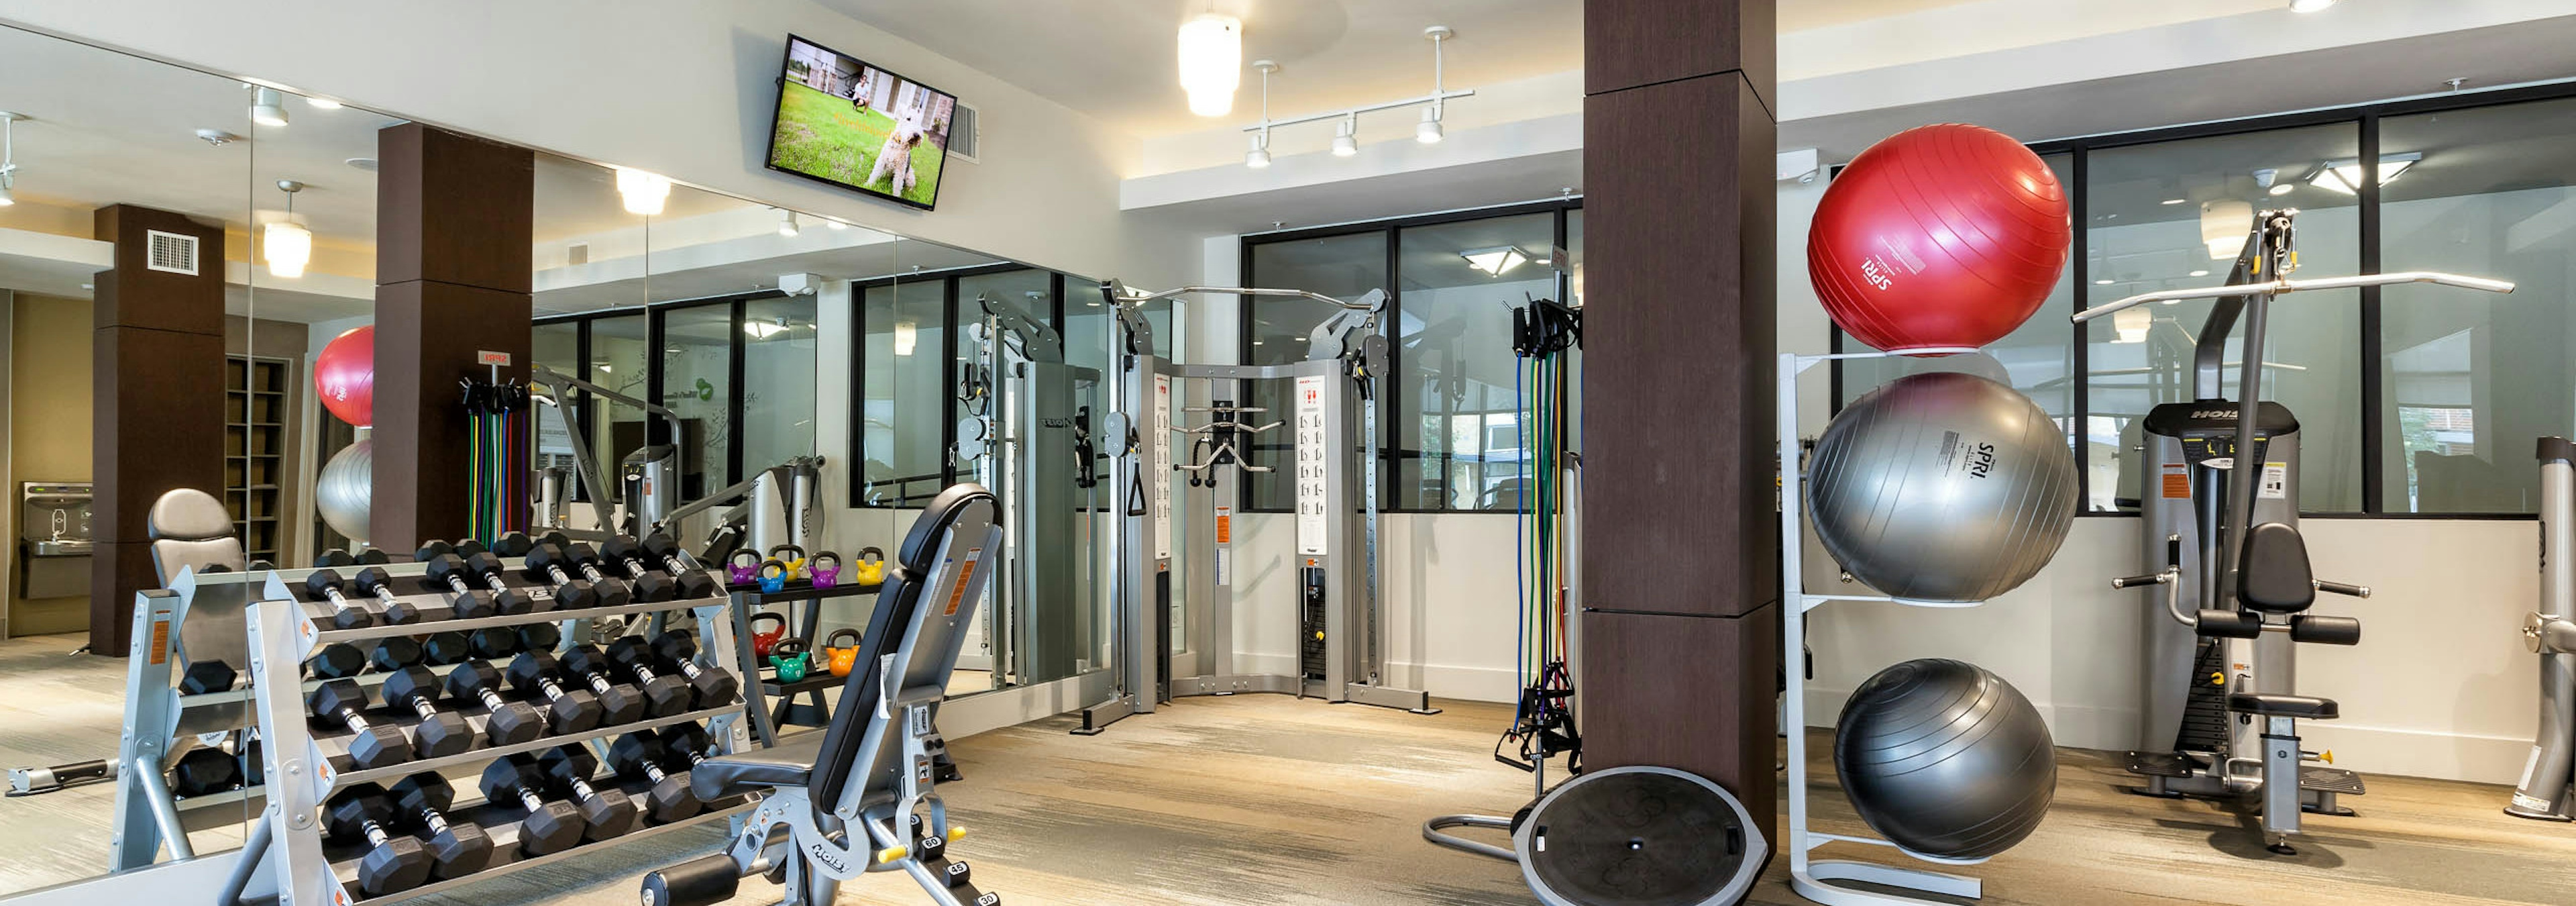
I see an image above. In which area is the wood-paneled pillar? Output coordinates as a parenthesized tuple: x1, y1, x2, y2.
(371, 123, 533, 552)
(1578, 0, 1781, 854)
(91, 205, 227, 652)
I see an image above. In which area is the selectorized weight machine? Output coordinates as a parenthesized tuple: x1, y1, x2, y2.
(2508, 437, 2576, 820)
(1075, 280, 1436, 734)
(2082, 207, 2513, 854)
(953, 292, 1098, 685)
(528, 366, 826, 560)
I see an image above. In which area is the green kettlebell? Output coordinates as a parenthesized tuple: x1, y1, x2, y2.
(769, 638, 813, 683)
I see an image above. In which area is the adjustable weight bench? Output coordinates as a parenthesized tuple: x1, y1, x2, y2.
(643, 484, 1002, 906)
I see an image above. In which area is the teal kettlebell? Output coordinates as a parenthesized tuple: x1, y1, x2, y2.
(768, 638, 813, 683)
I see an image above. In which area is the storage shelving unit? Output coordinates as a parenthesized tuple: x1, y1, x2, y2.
(226, 355, 291, 563)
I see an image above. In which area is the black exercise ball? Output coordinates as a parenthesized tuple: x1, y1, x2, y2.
(1833, 658, 2055, 860)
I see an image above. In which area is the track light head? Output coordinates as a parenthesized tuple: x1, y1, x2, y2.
(1332, 117, 1358, 157)
(1246, 132, 1271, 168)
(777, 209, 801, 238)
(1415, 107, 1444, 144)
(248, 87, 289, 127)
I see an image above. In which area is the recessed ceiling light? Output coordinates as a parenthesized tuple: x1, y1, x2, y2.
(2160, 198, 2186, 205)
(305, 96, 343, 110)
(2188, 270, 2211, 277)
(1460, 246, 1529, 276)
(2268, 183, 2296, 196)
(2094, 279, 2115, 285)
(345, 157, 378, 172)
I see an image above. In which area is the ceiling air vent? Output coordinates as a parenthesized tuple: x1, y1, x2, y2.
(947, 102, 979, 163)
(144, 230, 200, 276)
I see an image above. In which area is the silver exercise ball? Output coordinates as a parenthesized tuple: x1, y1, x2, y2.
(1807, 370, 2078, 601)
(317, 438, 372, 544)
(1835, 658, 2056, 860)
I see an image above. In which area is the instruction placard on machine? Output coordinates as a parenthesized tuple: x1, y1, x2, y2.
(1294, 374, 1328, 556)
(1154, 374, 1174, 560)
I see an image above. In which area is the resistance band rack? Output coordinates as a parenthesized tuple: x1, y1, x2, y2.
(30, 554, 757, 906)
(1778, 346, 1994, 906)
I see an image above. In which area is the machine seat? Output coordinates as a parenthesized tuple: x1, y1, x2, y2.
(2236, 522, 2318, 613)
(688, 736, 822, 799)
(2227, 693, 2339, 719)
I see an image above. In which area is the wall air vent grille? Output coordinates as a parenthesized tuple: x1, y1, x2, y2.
(144, 230, 199, 275)
(948, 102, 979, 163)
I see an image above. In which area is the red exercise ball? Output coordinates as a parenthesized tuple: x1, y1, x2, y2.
(1809, 123, 2070, 352)
(315, 325, 374, 427)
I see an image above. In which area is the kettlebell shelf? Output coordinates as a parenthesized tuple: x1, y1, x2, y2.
(729, 579, 883, 746)
(1778, 348, 1996, 906)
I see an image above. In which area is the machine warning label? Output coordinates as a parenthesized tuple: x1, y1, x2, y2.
(944, 556, 979, 615)
(1215, 505, 1232, 545)
(2162, 464, 2190, 499)
(2259, 462, 2288, 499)
(148, 619, 168, 664)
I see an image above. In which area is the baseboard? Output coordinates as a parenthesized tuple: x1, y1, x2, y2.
(1208, 653, 1520, 703)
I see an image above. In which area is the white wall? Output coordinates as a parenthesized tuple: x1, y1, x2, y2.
(0, 0, 1193, 291)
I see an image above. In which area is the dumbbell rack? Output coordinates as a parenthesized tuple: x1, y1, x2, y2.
(56, 552, 761, 906)
(1776, 348, 1997, 906)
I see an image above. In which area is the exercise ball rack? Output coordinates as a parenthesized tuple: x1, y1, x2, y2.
(1778, 346, 1998, 906)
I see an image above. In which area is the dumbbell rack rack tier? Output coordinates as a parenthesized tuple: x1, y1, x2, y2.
(241, 571, 755, 906)
(1778, 348, 2000, 906)
(729, 578, 881, 745)
(56, 554, 761, 906)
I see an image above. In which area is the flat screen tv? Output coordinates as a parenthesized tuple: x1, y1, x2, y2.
(766, 35, 959, 210)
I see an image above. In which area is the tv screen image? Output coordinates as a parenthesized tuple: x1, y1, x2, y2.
(768, 35, 958, 209)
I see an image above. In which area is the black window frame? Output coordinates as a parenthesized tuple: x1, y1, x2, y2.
(532, 288, 782, 507)
(1823, 81, 2576, 521)
(1238, 197, 1585, 514)
(844, 262, 1069, 508)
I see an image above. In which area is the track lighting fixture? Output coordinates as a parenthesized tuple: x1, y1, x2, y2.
(777, 209, 801, 238)
(249, 87, 289, 127)
(1240, 27, 1469, 168)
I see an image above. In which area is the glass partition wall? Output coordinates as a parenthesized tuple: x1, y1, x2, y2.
(1826, 87, 2576, 517)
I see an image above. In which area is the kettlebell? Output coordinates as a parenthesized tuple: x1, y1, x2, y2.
(808, 551, 844, 589)
(853, 547, 888, 587)
(768, 638, 812, 683)
(749, 612, 788, 659)
(768, 544, 808, 578)
(824, 628, 862, 677)
(757, 558, 792, 594)
(726, 548, 764, 586)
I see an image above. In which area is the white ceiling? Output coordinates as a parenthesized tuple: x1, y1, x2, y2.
(818, 0, 1582, 138)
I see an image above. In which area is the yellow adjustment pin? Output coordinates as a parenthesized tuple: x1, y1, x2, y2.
(946, 825, 967, 842)
(875, 846, 908, 864)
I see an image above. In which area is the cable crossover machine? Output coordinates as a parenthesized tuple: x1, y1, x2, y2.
(1076, 280, 1437, 734)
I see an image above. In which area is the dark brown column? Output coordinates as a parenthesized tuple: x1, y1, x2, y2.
(1579, 0, 1780, 853)
(91, 205, 227, 652)
(372, 123, 533, 552)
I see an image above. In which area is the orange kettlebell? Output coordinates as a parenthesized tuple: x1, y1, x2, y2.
(824, 627, 862, 677)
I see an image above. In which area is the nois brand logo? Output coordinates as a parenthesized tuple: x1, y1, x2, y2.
(2190, 409, 2239, 419)
(807, 842, 849, 872)
(1964, 442, 1998, 479)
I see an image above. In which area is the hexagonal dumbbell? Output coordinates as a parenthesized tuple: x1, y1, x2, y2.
(492, 531, 536, 558)
(547, 644, 647, 725)
(325, 784, 435, 897)
(423, 632, 474, 666)
(309, 679, 413, 769)
(441, 660, 546, 747)
(476, 758, 585, 857)
(606, 732, 702, 823)
(521, 543, 605, 610)
(303, 568, 381, 630)
(358, 564, 460, 622)
(313, 548, 359, 568)
(639, 632, 739, 707)
(169, 746, 243, 797)
(536, 745, 641, 841)
(380, 666, 477, 758)
(369, 636, 425, 674)
(454, 538, 490, 559)
(388, 772, 494, 880)
(637, 534, 722, 599)
(178, 652, 237, 695)
(425, 553, 528, 615)
(307, 642, 368, 680)
(505, 650, 602, 735)
(568, 644, 686, 719)
(415, 540, 457, 563)
(596, 537, 679, 603)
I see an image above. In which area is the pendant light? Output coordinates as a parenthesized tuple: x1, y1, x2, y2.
(265, 180, 312, 279)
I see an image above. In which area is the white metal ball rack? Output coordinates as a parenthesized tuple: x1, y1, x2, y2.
(1776, 346, 1996, 906)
